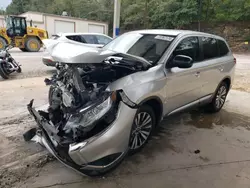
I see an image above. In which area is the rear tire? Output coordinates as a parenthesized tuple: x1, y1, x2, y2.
(205, 82, 229, 113)
(0, 62, 9, 79)
(25, 37, 41, 52)
(0, 37, 7, 51)
(129, 105, 156, 154)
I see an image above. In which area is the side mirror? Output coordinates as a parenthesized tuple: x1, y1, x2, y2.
(171, 55, 193, 69)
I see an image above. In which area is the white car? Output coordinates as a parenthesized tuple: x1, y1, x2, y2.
(52, 33, 112, 47)
(43, 33, 112, 66)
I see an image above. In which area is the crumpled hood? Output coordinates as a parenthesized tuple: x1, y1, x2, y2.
(43, 39, 117, 64)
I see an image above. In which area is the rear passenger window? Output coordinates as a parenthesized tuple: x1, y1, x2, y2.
(81, 35, 98, 44)
(218, 40, 229, 56)
(173, 37, 200, 62)
(202, 37, 218, 60)
(66, 35, 83, 43)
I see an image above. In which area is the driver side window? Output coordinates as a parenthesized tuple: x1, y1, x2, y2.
(173, 37, 200, 62)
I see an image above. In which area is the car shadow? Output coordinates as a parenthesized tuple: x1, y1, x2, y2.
(108, 108, 250, 177)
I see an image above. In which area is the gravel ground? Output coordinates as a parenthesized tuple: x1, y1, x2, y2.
(232, 54, 250, 92)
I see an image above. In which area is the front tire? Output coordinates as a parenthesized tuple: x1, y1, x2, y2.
(0, 37, 7, 51)
(129, 105, 156, 154)
(205, 82, 229, 113)
(0, 62, 9, 79)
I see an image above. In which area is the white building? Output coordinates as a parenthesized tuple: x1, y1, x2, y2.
(0, 11, 109, 37)
(0, 15, 5, 27)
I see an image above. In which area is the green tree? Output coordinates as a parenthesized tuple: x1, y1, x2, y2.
(150, 0, 198, 28)
(0, 9, 5, 15)
(5, 0, 250, 31)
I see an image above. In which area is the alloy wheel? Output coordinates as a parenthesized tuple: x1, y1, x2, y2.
(130, 112, 153, 150)
(215, 85, 227, 109)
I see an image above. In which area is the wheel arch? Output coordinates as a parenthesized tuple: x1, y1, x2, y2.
(221, 77, 231, 89)
(212, 76, 231, 99)
(217, 76, 231, 92)
(138, 96, 163, 126)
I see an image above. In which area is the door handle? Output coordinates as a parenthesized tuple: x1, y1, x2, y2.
(195, 72, 200, 77)
(219, 66, 224, 72)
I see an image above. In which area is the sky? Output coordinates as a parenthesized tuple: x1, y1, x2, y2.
(0, 0, 12, 10)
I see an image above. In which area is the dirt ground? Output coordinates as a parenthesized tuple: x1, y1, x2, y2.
(232, 54, 250, 92)
(0, 50, 250, 188)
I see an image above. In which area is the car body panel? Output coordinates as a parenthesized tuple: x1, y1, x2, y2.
(199, 55, 235, 97)
(42, 39, 151, 66)
(42, 33, 112, 66)
(43, 39, 114, 64)
(69, 101, 137, 165)
(163, 65, 203, 114)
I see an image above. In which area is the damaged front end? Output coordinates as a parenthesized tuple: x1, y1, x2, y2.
(24, 42, 146, 176)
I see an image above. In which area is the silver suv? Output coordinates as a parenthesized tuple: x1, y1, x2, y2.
(25, 30, 235, 176)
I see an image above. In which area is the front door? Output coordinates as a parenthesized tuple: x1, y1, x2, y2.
(164, 36, 203, 114)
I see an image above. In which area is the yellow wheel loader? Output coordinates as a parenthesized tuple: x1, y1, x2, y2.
(0, 16, 48, 52)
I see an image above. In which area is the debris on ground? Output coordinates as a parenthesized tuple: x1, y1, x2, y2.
(194, 150, 200, 154)
(33, 154, 55, 168)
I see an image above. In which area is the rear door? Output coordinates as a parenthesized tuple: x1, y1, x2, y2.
(198, 37, 233, 98)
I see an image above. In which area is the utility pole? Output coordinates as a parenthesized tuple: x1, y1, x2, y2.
(20, 0, 24, 13)
(198, 0, 202, 31)
(113, 0, 121, 38)
(144, 0, 149, 28)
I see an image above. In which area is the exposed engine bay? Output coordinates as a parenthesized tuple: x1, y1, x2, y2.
(37, 54, 149, 145)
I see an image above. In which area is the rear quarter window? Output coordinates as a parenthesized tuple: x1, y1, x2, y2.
(218, 39, 229, 56)
(81, 35, 98, 44)
(66, 35, 83, 43)
(95, 35, 112, 45)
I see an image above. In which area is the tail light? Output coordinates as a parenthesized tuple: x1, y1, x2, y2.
(234, 57, 236, 64)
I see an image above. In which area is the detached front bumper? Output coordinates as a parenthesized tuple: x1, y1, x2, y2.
(25, 99, 137, 175)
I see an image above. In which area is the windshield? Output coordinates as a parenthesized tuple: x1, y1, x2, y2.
(103, 33, 175, 64)
(6, 17, 12, 30)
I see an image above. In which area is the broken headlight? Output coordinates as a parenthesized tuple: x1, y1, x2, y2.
(65, 93, 114, 130)
(80, 96, 112, 127)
